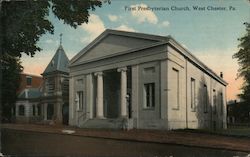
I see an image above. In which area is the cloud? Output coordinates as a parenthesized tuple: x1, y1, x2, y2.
(108, 14, 118, 22)
(43, 39, 59, 45)
(115, 25, 136, 32)
(160, 21, 170, 27)
(80, 14, 105, 44)
(45, 39, 53, 44)
(130, 4, 158, 24)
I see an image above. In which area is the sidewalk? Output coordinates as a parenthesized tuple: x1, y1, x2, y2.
(1, 123, 250, 153)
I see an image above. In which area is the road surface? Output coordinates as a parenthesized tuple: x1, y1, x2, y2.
(1, 129, 249, 157)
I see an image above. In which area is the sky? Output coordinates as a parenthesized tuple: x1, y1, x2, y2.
(21, 0, 250, 101)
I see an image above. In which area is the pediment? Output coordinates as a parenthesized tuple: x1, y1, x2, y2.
(70, 30, 165, 65)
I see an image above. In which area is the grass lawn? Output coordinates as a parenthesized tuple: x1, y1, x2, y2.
(216, 125, 250, 137)
(176, 125, 250, 138)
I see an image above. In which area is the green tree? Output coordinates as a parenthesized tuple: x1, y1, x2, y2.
(0, 0, 102, 121)
(233, 22, 250, 103)
(1, 56, 23, 122)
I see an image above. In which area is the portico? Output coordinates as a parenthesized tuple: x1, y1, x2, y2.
(86, 68, 129, 116)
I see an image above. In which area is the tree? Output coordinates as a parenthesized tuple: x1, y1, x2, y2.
(233, 22, 250, 103)
(1, 56, 22, 122)
(0, 0, 102, 121)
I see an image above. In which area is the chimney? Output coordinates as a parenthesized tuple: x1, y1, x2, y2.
(220, 72, 223, 78)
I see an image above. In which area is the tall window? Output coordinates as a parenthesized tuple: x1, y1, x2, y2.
(37, 105, 41, 116)
(213, 89, 217, 114)
(19, 105, 25, 116)
(172, 68, 179, 109)
(77, 91, 84, 111)
(191, 78, 196, 111)
(47, 104, 54, 120)
(26, 76, 32, 86)
(32, 105, 36, 116)
(144, 83, 155, 108)
(203, 84, 208, 113)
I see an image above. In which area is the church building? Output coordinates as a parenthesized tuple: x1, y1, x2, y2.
(70, 29, 227, 130)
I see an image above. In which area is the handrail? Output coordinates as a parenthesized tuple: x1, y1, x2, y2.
(77, 111, 89, 127)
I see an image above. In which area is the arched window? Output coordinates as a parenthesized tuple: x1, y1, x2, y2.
(19, 105, 25, 116)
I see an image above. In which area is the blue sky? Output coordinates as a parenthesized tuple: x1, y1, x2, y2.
(21, 0, 250, 100)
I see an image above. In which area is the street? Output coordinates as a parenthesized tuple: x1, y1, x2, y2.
(1, 129, 249, 157)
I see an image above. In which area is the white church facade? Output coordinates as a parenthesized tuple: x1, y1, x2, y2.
(69, 29, 227, 130)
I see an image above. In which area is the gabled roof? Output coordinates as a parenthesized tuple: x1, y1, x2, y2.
(70, 29, 227, 86)
(70, 29, 170, 65)
(43, 45, 69, 75)
(18, 88, 42, 99)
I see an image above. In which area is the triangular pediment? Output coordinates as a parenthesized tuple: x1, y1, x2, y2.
(70, 29, 168, 65)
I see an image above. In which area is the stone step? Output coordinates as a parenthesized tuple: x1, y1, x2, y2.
(80, 118, 126, 129)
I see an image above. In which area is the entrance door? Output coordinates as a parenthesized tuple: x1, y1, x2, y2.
(47, 104, 54, 120)
(103, 69, 120, 118)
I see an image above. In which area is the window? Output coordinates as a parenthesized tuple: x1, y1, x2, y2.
(144, 83, 155, 108)
(213, 89, 217, 114)
(26, 76, 32, 86)
(77, 91, 84, 111)
(171, 68, 179, 109)
(32, 105, 36, 116)
(47, 78, 55, 95)
(13, 106, 16, 116)
(37, 105, 41, 116)
(47, 104, 54, 120)
(203, 84, 208, 113)
(220, 93, 224, 115)
(191, 78, 196, 111)
(18, 105, 25, 116)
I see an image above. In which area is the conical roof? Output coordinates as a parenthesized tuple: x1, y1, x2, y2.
(43, 45, 69, 75)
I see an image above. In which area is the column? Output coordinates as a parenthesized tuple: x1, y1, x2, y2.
(16, 105, 19, 117)
(56, 102, 62, 123)
(69, 77, 74, 120)
(94, 72, 104, 118)
(118, 67, 127, 117)
(86, 74, 94, 119)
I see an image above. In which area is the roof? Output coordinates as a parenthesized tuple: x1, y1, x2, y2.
(18, 88, 42, 99)
(17, 73, 43, 94)
(43, 45, 69, 75)
(20, 72, 42, 78)
(70, 29, 169, 65)
(70, 29, 227, 86)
